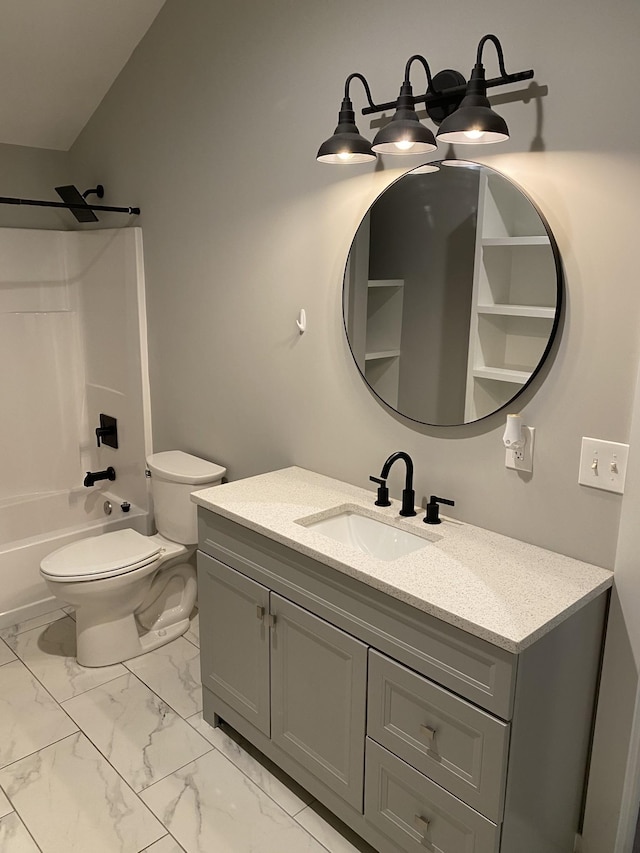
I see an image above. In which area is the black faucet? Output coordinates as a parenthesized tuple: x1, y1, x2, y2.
(83, 467, 116, 488)
(375, 451, 417, 517)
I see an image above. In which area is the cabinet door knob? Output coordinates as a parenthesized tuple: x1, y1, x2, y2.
(256, 605, 265, 620)
(266, 613, 277, 628)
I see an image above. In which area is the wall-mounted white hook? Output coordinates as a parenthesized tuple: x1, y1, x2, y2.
(296, 308, 306, 334)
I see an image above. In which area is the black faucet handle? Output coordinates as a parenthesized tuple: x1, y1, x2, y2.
(424, 495, 455, 525)
(369, 476, 391, 507)
(95, 426, 110, 447)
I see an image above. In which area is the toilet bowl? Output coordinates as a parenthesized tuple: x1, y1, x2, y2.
(40, 451, 226, 667)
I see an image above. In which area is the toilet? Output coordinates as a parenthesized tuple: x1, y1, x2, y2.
(40, 451, 226, 667)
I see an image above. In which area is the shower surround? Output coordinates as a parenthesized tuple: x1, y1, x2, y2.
(0, 226, 152, 627)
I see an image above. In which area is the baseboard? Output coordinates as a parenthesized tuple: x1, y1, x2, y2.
(0, 595, 59, 630)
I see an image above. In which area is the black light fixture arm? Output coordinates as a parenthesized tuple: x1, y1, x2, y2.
(360, 34, 533, 118)
(342, 72, 377, 112)
(333, 74, 378, 130)
(476, 34, 509, 78)
(363, 69, 534, 115)
(360, 55, 434, 116)
(395, 55, 436, 110)
(404, 54, 435, 91)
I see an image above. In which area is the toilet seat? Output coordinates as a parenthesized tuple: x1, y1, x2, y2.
(40, 528, 163, 583)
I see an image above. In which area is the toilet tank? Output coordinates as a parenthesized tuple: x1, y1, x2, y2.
(146, 451, 226, 545)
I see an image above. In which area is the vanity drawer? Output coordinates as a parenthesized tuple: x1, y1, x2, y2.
(367, 651, 509, 821)
(365, 739, 499, 853)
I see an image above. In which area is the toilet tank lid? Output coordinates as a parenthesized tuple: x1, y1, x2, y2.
(146, 450, 227, 484)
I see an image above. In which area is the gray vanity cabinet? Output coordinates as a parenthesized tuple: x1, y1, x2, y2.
(198, 555, 270, 735)
(198, 552, 368, 809)
(197, 508, 607, 853)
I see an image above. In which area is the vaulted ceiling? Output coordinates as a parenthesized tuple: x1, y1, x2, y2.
(0, 0, 167, 151)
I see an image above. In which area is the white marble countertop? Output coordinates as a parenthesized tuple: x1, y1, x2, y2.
(191, 466, 612, 653)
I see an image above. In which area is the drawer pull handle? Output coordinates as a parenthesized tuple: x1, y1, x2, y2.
(266, 613, 277, 628)
(414, 814, 435, 849)
(420, 724, 437, 743)
(256, 605, 265, 620)
(414, 814, 430, 831)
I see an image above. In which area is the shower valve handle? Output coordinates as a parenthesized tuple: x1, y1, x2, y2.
(95, 414, 118, 449)
(95, 427, 111, 447)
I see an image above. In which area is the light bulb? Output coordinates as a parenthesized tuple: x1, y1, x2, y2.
(337, 151, 355, 161)
(394, 139, 415, 151)
(463, 129, 485, 140)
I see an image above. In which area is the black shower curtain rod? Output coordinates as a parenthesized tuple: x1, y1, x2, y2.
(0, 195, 140, 215)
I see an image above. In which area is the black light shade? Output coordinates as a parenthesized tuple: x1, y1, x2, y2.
(436, 65, 509, 145)
(372, 115, 436, 154)
(317, 97, 376, 164)
(372, 82, 436, 155)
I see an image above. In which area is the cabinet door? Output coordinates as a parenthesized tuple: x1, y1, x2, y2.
(270, 593, 368, 811)
(197, 552, 271, 736)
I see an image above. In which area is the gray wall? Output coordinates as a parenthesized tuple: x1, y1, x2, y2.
(69, 0, 640, 575)
(583, 346, 640, 852)
(0, 143, 71, 229)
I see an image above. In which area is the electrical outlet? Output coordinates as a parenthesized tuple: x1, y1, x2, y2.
(505, 426, 535, 472)
(578, 437, 629, 494)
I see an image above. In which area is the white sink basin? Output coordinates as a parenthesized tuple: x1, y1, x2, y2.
(304, 510, 431, 561)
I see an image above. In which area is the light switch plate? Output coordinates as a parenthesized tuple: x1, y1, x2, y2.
(505, 426, 535, 472)
(578, 437, 629, 494)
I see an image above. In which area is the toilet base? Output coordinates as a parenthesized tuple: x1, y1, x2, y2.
(68, 560, 197, 668)
(138, 618, 191, 654)
(76, 610, 192, 667)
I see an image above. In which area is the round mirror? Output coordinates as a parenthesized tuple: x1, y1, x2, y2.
(343, 161, 562, 426)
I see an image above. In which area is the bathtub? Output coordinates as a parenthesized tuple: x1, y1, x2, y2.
(0, 488, 149, 629)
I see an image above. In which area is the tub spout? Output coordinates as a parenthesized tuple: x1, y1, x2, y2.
(83, 467, 116, 487)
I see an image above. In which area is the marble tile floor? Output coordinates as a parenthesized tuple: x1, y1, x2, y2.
(0, 608, 376, 853)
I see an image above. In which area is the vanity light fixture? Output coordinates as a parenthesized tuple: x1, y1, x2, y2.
(316, 73, 377, 164)
(371, 56, 437, 155)
(436, 35, 513, 144)
(316, 33, 533, 164)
